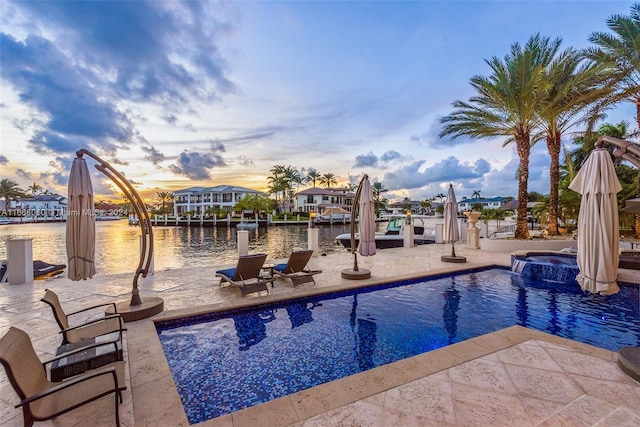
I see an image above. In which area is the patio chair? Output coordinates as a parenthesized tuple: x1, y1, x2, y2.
(42, 289, 125, 345)
(273, 250, 322, 286)
(0, 326, 125, 427)
(215, 253, 274, 297)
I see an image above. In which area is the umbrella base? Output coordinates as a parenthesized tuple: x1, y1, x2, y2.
(441, 255, 467, 263)
(618, 347, 640, 382)
(106, 297, 164, 322)
(341, 268, 371, 280)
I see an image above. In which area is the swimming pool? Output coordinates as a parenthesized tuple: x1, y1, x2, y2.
(156, 267, 640, 424)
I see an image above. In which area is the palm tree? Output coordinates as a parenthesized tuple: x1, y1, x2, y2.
(436, 193, 446, 204)
(0, 178, 24, 215)
(587, 3, 640, 131)
(27, 182, 43, 195)
(441, 34, 560, 239)
(284, 166, 303, 211)
(267, 165, 286, 213)
(319, 172, 337, 188)
(305, 168, 321, 187)
(420, 198, 432, 215)
(371, 181, 388, 216)
(588, 4, 640, 238)
(472, 190, 481, 199)
(537, 47, 613, 235)
(156, 191, 174, 215)
(401, 197, 412, 211)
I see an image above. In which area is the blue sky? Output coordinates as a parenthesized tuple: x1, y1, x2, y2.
(0, 0, 636, 203)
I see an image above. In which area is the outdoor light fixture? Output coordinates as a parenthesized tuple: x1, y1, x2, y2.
(406, 210, 412, 224)
(309, 211, 316, 228)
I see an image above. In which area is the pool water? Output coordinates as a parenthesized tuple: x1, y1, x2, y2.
(156, 267, 640, 424)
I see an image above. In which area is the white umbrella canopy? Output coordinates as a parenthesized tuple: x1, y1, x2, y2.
(357, 177, 376, 257)
(443, 184, 460, 243)
(66, 156, 96, 280)
(568, 148, 621, 295)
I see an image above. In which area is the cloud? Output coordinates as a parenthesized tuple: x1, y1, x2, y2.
(169, 150, 227, 180)
(353, 152, 378, 168)
(2, 1, 236, 156)
(1, 33, 133, 154)
(0, 155, 7, 164)
(380, 151, 401, 162)
(383, 156, 491, 191)
(238, 155, 255, 166)
(15, 169, 31, 179)
(411, 116, 473, 148)
(104, 156, 127, 166)
(142, 145, 166, 165)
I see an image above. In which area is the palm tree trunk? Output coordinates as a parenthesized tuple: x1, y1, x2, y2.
(546, 134, 561, 236)
(515, 136, 531, 239)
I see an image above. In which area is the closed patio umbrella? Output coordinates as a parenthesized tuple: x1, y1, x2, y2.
(568, 148, 621, 295)
(442, 183, 465, 263)
(66, 156, 95, 280)
(357, 176, 376, 257)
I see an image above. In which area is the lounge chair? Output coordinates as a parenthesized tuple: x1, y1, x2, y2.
(273, 250, 322, 286)
(0, 326, 125, 427)
(215, 253, 274, 297)
(0, 260, 66, 283)
(42, 289, 125, 345)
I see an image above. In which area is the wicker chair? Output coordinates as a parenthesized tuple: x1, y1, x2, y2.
(0, 327, 125, 427)
(41, 289, 125, 345)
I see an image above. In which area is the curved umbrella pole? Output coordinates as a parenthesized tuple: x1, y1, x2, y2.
(350, 175, 365, 271)
(76, 150, 163, 320)
(598, 136, 640, 168)
(341, 174, 371, 279)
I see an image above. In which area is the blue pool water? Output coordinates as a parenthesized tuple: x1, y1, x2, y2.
(156, 267, 640, 424)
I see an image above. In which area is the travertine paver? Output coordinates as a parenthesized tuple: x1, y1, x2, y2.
(0, 243, 639, 426)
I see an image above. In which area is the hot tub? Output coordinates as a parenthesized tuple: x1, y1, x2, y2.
(511, 251, 579, 284)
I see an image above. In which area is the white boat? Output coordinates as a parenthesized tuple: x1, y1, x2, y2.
(95, 216, 122, 221)
(315, 206, 351, 224)
(335, 214, 436, 249)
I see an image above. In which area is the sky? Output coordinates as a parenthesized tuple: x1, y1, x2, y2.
(0, 0, 637, 204)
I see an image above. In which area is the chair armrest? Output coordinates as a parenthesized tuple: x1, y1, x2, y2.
(42, 340, 120, 367)
(17, 366, 119, 408)
(62, 314, 126, 334)
(67, 302, 118, 316)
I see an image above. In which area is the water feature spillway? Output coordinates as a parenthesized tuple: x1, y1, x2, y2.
(511, 252, 580, 284)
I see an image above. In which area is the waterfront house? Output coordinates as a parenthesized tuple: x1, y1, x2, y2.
(457, 196, 506, 212)
(12, 194, 68, 218)
(293, 187, 354, 214)
(173, 185, 263, 217)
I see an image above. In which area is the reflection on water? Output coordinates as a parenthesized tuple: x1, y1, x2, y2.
(0, 221, 351, 275)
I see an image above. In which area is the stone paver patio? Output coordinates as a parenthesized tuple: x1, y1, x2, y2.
(1, 242, 639, 426)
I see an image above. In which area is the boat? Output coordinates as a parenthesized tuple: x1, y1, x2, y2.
(315, 206, 351, 224)
(95, 215, 122, 221)
(335, 214, 436, 249)
(0, 260, 66, 282)
(236, 222, 259, 230)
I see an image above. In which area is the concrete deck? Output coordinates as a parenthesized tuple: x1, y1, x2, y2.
(1, 243, 639, 426)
